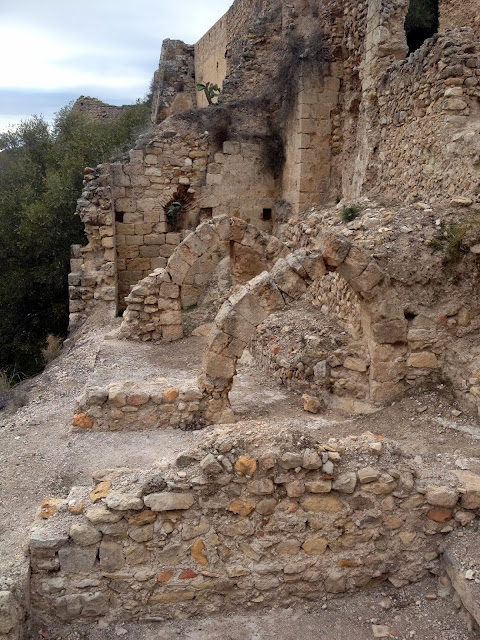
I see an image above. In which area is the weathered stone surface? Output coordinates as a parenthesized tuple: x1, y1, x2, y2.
(234, 456, 257, 475)
(40, 498, 64, 519)
(90, 481, 112, 504)
(200, 453, 223, 475)
(425, 485, 459, 509)
(333, 472, 357, 494)
(99, 541, 125, 571)
(302, 537, 328, 555)
(191, 538, 208, 566)
(86, 505, 123, 524)
(454, 471, 480, 509)
(407, 352, 438, 369)
(249, 478, 274, 495)
(72, 413, 93, 429)
(426, 509, 452, 522)
(358, 467, 380, 484)
(106, 490, 143, 511)
(144, 492, 194, 511)
(127, 510, 157, 526)
(302, 394, 323, 414)
(69, 522, 102, 546)
(58, 546, 97, 574)
(301, 495, 343, 513)
(305, 480, 332, 494)
(324, 570, 347, 593)
(228, 500, 253, 516)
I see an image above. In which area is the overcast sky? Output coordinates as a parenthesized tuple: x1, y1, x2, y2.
(0, 0, 233, 132)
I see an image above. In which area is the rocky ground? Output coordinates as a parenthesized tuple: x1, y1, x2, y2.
(1, 307, 480, 638)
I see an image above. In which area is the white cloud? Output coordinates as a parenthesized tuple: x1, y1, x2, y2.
(0, 0, 233, 130)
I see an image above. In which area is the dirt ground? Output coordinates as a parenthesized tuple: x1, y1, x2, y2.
(1, 311, 480, 637)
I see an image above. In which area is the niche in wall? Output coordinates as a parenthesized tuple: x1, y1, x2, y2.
(405, 0, 439, 54)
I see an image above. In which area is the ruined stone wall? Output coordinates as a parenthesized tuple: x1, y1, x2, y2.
(28, 430, 480, 626)
(68, 165, 117, 330)
(151, 40, 196, 125)
(112, 123, 209, 308)
(200, 140, 276, 229)
(72, 97, 126, 123)
(367, 30, 480, 204)
(440, 0, 480, 41)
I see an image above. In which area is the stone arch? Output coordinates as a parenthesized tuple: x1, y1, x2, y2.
(198, 232, 409, 423)
(116, 216, 289, 342)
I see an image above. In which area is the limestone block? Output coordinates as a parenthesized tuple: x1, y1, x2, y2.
(144, 492, 194, 511)
(332, 472, 357, 494)
(320, 232, 351, 266)
(336, 247, 369, 281)
(406, 352, 438, 369)
(454, 471, 480, 509)
(99, 541, 125, 571)
(372, 319, 407, 344)
(115, 198, 136, 213)
(58, 545, 97, 574)
(349, 261, 384, 293)
(69, 522, 102, 546)
(215, 302, 256, 343)
(105, 490, 143, 511)
(270, 260, 307, 298)
(425, 486, 459, 509)
(228, 288, 268, 326)
(162, 325, 183, 341)
(203, 352, 236, 379)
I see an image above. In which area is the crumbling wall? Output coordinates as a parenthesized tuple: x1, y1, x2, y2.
(112, 121, 209, 308)
(440, 0, 480, 40)
(72, 97, 126, 124)
(367, 29, 480, 204)
(68, 165, 117, 330)
(150, 40, 196, 124)
(28, 429, 480, 626)
(116, 216, 288, 343)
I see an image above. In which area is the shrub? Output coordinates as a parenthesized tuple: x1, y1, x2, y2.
(340, 204, 362, 222)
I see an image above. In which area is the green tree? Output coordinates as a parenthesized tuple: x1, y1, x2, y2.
(0, 101, 150, 378)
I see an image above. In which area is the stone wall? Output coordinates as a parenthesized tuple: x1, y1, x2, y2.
(72, 97, 126, 124)
(68, 165, 117, 330)
(194, 16, 228, 108)
(367, 29, 480, 205)
(28, 429, 480, 626)
(200, 141, 277, 230)
(151, 40, 196, 125)
(72, 382, 206, 433)
(112, 121, 210, 309)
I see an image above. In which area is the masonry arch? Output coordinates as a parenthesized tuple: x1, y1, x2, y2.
(116, 216, 289, 342)
(198, 234, 409, 423)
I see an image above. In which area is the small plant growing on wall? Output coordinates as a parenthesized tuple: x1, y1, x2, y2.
(340, 204, 361, 222)
(166, 201, 183, 231)
(196, 82, 222, 105)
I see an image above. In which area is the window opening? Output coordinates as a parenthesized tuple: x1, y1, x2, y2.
(404, 0, 439, 54)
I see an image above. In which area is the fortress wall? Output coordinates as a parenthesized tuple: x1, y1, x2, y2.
(194, 15, 228, 108)
(151, 40, 196, 125)
(367, 29, 480, 205)
(440, 0, 480, 41)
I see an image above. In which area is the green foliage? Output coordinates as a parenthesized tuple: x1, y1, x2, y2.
(0, 102, 150, 377)
(340, 204, 362, 222)
(196, 82, 222, 105)
(432, 210, 480, 265)
(166, 201, 183, 231)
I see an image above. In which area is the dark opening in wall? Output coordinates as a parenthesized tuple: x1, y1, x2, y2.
(200, 207, 213, 222)
(405, 0, 439, 54)
(262, 208, 272, 221)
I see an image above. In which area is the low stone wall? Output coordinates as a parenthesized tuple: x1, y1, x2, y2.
(72, 382, 207, 433)
(29, 430, 480, 626)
